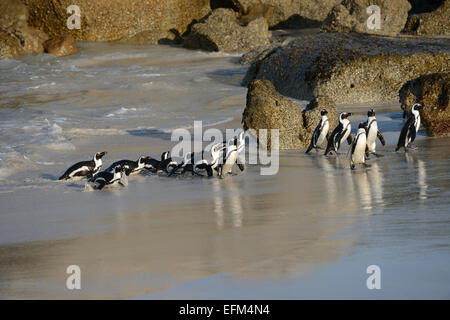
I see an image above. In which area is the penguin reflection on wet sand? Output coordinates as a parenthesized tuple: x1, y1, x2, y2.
(396, 103, 425, 152)
(58, 151, 107, 180)
(350, 122, 371, 170)
(365, 109, 385, 158)
(324, 112, 353, 156)
(306, 109, 330, 154)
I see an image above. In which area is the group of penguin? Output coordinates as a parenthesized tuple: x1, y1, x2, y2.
(306, 103, 425, 169)
(58, 102, 424, 189)
(58, 132, 246, 190)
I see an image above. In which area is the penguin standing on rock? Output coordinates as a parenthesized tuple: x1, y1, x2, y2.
(365, 109, 385, 157)
(306, 109, 329, 154)
(396, 103, 425, 152)
(351, 122, 370, 170)
(90, 165, 127, 190)
(59, 151, 107, 180)
(324, 112, 353, 156)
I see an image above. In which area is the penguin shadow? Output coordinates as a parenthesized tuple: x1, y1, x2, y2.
(40, 173, 60, 181)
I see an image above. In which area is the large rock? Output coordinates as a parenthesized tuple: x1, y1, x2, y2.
(242, 80, 338, 151)
(399, 73, 449, 137)
(0, 0, 48, 59)
(22, 0, 210, 43)
(403, 0, 450, 36)
(184, 8, 270, 52)
(231, 0, 342, 28)
(43, 35, 78, 57)
(322, 0, 412, 36)
(243, 33, 450, 105)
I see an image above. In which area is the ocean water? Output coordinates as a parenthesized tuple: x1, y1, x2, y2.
(0, 43, 449, 299)
(0, 43, 246, 190)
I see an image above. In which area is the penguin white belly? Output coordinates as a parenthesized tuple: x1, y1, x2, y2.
(352, 134, 367, 165)
(415, 116, 421, 133)
(367, 122, 378, 152)
(69, 166, 90, 178)
(317, 122, 329, 146)
(222, 151, 237, 175)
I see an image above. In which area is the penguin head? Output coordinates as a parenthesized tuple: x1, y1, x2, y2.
(138, 156, 150, 167)
(340, 112, 352, 121)
(367, 109, 375, 117)
(320, 109, 328, 116)
(95, 151, 107, 160)
(412, 103, 425, 111)
(359, 122, 368, 130)
(161, 151, 170, 161)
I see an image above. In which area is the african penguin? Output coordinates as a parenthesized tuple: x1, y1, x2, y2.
(351, 122, 370, 170)
(217, 133, 245, 178)
(90, 165, 127, 190)
(190, 143, 225, 177)
(365, 109, 385, 157)
(324, 112, 353, 155)
(106, 156, 150, 176)
(306, 109, 330, 154)
(396, 103, 425, 152)
(59, 151, 107, 180)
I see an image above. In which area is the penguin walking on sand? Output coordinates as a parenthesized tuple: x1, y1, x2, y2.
(324, 112, 353, 156)
(306, 109, 330, 154)
(90, 165, 127, 190)
(396, 103, 425, 152)
(350, 122, 370, 170)
(217, 133, 245, 178)
(106, 156, 151, 176)
(59, 151, 107, 180)
(190, 143, 224, 177)
(365, 109, 385, 157)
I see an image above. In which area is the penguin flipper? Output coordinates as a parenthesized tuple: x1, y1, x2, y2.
(407, 121, 417, 145)
(347, 134, 353, 145)
(377, 130, 386, 146)
(237, 163, 245, 172)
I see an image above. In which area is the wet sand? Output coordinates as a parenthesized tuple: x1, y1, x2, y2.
(0, 44, 449, 299)
(0, 118, 449, 299)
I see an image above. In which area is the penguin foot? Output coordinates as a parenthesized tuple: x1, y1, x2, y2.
(374, 153, 384, 158)
(363, 163, 372, 168)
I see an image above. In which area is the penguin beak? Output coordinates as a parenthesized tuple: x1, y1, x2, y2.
(99, 151, 107, 158)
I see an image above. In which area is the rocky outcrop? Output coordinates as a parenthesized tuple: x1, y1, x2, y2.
(22, 0, 211, 43)
(184, 8, 270, 52)
(322, 0, 412, 36)
(230, 0, 342, 29)
(242, 80, 338, 151)
(403, 0, 450, 36)
(43, 35, 77, 57)
(243, 33, 450, 106)
(0, 0, 48, 59)
(399, 73, 449, 137)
